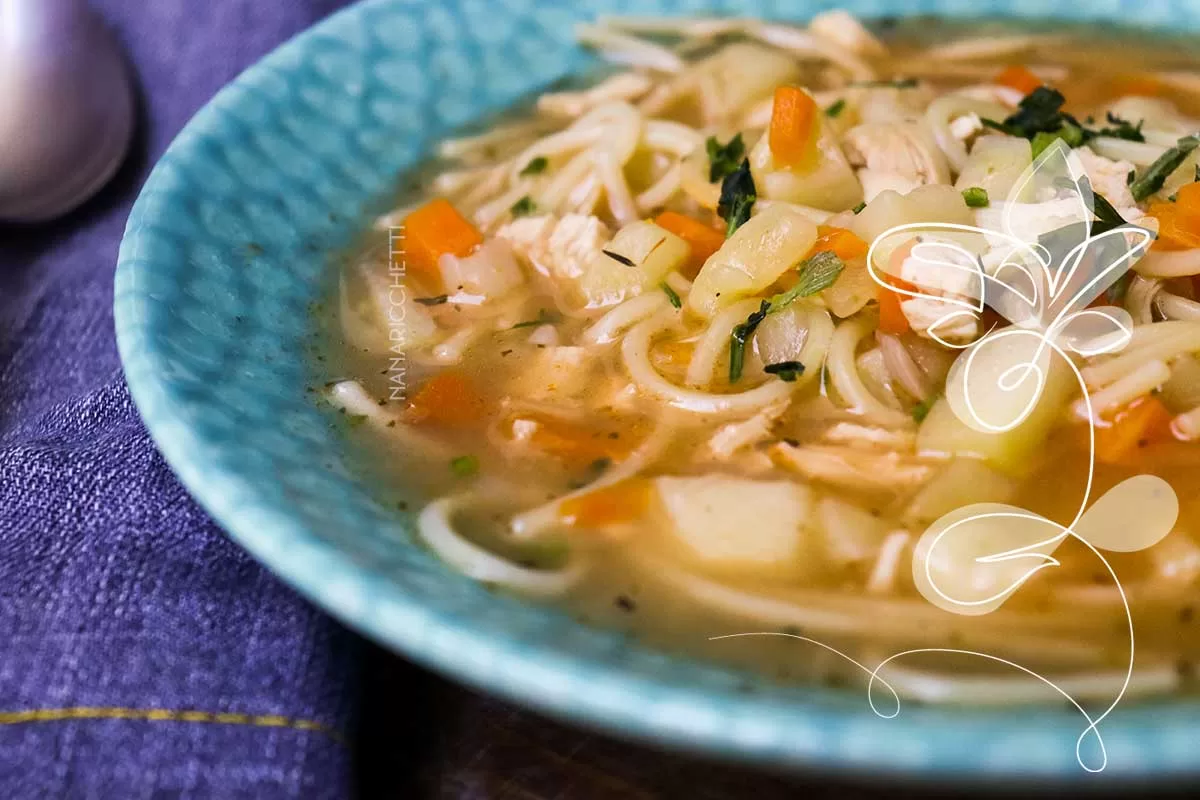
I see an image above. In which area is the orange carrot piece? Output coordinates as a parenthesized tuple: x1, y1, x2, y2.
(504, 414, 641, 468)
(1112, 74, 1165, 98)
(655, 211, 725, 277)
(808, 225, 869, 261)
(877, 280, 913, 335)
(1176, 182, 1200, 216)
(557, 478, 653, 528)
(1092, 395, 1176, 465)
(877, 240, 917, 335)
(995, 65, 1043, 96)
(768, 86, 819, 168)
(401, 199, 482, 289)
(1149, 203, 1200, 251)
(404, 371, 488, 427)
(650, 340, 696, 370)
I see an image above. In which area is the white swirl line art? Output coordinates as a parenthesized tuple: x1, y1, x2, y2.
(708, 633, 1119, 771)
(719, 140, 1177, 772)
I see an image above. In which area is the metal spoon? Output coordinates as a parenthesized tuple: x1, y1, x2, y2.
(0, 0, 135, 222)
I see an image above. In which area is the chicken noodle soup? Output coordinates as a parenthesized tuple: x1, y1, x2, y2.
(330, 13, 1200, 702)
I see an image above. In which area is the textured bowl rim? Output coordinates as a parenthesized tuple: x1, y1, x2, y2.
(115, 0, 1200, 781)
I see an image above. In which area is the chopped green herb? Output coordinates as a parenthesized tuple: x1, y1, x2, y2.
(450, 455, 479, 477)
(850, 78, 918, 89)
(764, 361, 805, 382)
(825, 98, 846, 118)
(1089, 187, 1128, 229)
(1131, 135, 1200, 201)
(510, 196, 537, 216)
(911, 396, 937, 423)
(768, 251, 845, 310)
(589, 457, 612, 473)
(1029, 120, 1086, 158)
(983, 87, 1071, 140)
(728, 300, 770, 383)
(1127, 169, 1136, 186)
(601, 249, 637, 267)
(987, 89, 1149, 162)
(661, 282, 682, 308)
(717, 159, 757, 238)
(414, 294, 449, 306)
(726, 252, 845, 382)
(519, 156, 548, 176)
(852, 201, 866, 214)
(346, 413, 369, 428)
(1094, 112, 1145, 143)
(962, 187, 989, 208)
(706, 133, 746, 183)
(511, 309, 557, 329)
(1195, 163, 1200, 183)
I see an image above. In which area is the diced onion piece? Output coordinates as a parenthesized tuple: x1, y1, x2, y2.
(338, 265, 439, 354)
(438, 239, 525, 300)
(576, 221, 686, 308)
(816, 495, 891, 566)
(917, 330, 1077, 476)
(850, 184, 975, 265)
(902, 458, 1017, 529)
(687, 204, 818, 317)
(954, 136, 1032, 202)
(690, 42, 803, 122)
(653, 474, 815, 578)
(749, 115, 863, 211)
(754, 304, 808, 365)
(604, 220, 689, 279)
(822, 256, 877, 318)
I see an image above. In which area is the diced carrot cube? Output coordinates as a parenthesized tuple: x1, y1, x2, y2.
(401, 199, 482, 289)
(557, 479, 652, 528)
(655, 211, 726, 277)
(995, 65, 1043, 95)
(404, 371, 488, 427)
(768, 86, 819, 168)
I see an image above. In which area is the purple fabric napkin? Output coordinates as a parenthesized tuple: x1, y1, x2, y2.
(0, 2, 366, 797)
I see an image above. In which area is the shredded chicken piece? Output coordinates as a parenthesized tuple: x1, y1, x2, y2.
(537, 73, 655, 118)
(769, 442, 936, 492)
(898, 245, 981, 345)
(705, 402, 789, 460)
(496, 213, 611, 281)
(843, 122, 950, 186)
(823, 422, 918, 451)
(808, 10, 887, 57)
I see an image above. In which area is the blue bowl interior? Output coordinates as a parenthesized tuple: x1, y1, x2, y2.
(115, 0, 1200, 778)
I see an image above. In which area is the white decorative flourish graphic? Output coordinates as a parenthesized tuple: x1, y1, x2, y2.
(724, 141, 1176, 772)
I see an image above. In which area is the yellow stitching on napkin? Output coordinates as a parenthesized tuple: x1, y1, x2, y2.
(0, 707, 344, 744)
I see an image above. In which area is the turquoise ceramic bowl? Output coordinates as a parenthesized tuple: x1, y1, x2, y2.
(115, 0, 1200, 780)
